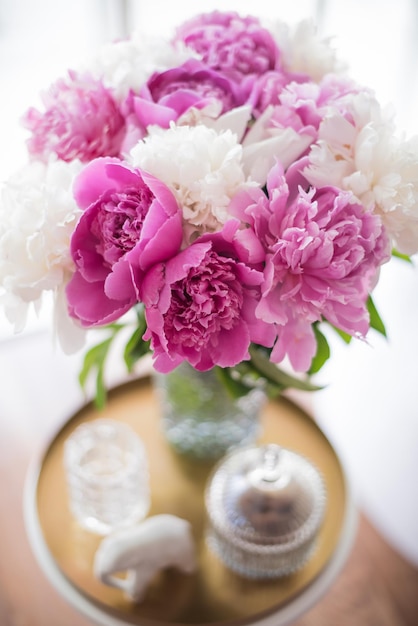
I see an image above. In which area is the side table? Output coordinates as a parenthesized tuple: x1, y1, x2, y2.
(24, 377, 357, 626)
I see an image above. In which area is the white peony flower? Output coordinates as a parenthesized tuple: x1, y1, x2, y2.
(130, 123, 255, 242)
(242, 106, 315, 184)
(305, 92, 418, 255)
(268, 19, 346, 82)
(202, 105, 252, 142)
(352, 132, 418, 255)
(0, 157, 84, 342)
(83, 33, 195, 101)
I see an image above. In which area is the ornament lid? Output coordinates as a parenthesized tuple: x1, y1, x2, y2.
(205, 443, 326, 551)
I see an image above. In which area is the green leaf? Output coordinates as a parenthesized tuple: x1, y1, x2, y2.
(124, 329, 149, 371)
(123, 307, 150, 371)
(124, 326, 150, 372)
(78, 323, 125, 408)
(367, 295, 387, 338)
(331, 325, 352, 344)
(215, 366, 256, 400)
(392, 248, 413, 263)
(78, 339, 110, 388)
(248, 345, 323, 393)
(79, 337, 114, 409)
(94, 362, 107, 410)
(309, 325, 331, 374)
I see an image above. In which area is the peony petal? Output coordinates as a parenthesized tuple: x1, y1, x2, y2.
(165, 242, 211, 284)
(73, 157, 139, 209)
(141, 264, 165, 308)
(215, 323, 251, 367)
(242, 129, 313, 184)
(271, 319, 316, 372)
(138, 211, 183, 271)
(133, 96, 177, 128)
(105, 257, 135, 301)
(66, 272, 132, 326)
(207, 104, 253, 141)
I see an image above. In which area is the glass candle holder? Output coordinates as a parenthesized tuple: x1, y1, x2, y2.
(64, 419, 150, 535)
(205, 443, 327, 579)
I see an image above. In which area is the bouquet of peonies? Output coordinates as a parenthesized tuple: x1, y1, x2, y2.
(1, 11, 417, 404)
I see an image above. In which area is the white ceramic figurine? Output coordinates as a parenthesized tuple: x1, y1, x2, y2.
(93, 514, 197, 602)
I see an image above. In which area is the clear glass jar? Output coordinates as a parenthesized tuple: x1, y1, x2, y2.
(63, 419, 150, 534)
(153, 362, 265, 460)
(205, 443, 327, 578)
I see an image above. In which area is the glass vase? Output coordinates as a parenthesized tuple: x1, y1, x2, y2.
(153, 362, 265, 461)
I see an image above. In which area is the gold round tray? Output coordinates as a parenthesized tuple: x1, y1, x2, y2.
(34, 377, 349, 626)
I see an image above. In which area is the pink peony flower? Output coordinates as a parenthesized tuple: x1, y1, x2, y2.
(231, 163, 391, 371)
(124, 59, 245, 135)
(249, 74, 362, 139)
(22, 71, 125, 163)
(66, 157, 182, 326)
(277, 74, 363, 129)
(248, 70, 306, 117)
(141, 220, 275, 372)
(174, 11, 280, 82)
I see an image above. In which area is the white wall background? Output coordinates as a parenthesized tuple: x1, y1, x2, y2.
(1, 0, 417, 566)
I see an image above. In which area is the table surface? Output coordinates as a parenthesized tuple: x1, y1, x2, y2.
(24, 378, 356, 626)
(3, 439, 418, 626)
(1, 332, 418, 625)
